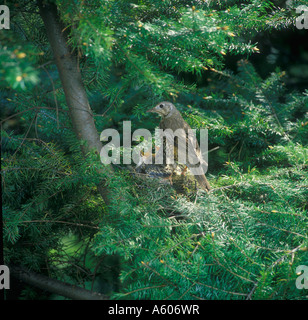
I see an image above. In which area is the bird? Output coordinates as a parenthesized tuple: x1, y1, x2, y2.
(135, 149, 175, 184)
(147, 101, 211, 192)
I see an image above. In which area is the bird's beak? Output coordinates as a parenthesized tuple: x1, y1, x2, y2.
(147, 107, 156, 113)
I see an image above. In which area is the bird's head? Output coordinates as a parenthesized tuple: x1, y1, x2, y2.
(147, 101, 176, 118)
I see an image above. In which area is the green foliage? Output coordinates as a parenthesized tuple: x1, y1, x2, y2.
(2, 0, 308, 300)
(59, 0, 300, 109)
(0, 34, 40, 90)
(92, 145, 308, 299)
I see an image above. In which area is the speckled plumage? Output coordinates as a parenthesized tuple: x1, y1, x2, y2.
(147, 101, 211, 191)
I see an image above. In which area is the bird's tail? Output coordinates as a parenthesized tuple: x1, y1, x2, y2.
(194, 174, 211, 192)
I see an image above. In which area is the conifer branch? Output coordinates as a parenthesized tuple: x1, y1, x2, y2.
(10, 265, 108, 300)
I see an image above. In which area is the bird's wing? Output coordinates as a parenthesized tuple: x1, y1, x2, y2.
(158, 117, 210, 191)
(180, 134, 210, 191)
(193, 172, 211, 191)
(159, 125, 208, 173)
(178, 128, 210, 191)
(186, 134, 208, 171)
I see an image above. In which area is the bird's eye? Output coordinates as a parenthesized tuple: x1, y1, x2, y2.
(159, 104, 163, 108)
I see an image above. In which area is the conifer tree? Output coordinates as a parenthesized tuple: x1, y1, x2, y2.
(1, 0, 307, 299)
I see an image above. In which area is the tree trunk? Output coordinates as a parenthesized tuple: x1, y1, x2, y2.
(38, 0, 113, 205)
